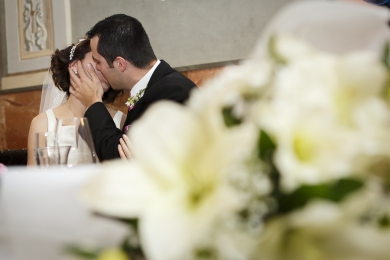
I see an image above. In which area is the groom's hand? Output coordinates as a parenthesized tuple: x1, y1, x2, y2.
(69, 61, 104, 108)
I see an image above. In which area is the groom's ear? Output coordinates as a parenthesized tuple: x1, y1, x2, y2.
(115, 57, 127, 72)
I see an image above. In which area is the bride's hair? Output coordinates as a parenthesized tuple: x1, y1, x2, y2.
(50, 39, 122, 104)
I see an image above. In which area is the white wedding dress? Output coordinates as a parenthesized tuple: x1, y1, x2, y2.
(45, 109, 123, 165)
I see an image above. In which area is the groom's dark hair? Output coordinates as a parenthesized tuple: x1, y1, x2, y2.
(86, 14, 157, 69)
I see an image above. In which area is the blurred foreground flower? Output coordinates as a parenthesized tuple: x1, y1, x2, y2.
(83, 101, 270, 260)
(82, 32, 390, 260)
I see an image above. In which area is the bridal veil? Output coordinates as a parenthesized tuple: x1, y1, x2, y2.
(39, 70, 67, 114)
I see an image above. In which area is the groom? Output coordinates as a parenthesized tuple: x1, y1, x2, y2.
(69, 14, 197, 161)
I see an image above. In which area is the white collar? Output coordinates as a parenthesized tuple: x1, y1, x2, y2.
(130, 59, 161, 97)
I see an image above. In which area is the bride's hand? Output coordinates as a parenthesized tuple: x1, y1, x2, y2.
(118, 134, 134, 161)
(69, 61, 104, 108)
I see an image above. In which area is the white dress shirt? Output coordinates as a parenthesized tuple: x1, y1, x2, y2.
(130, 59, 161, 97)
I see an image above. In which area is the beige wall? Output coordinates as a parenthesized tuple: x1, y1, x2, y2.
(70, 0, 293, 68)
(1, 0, 296, 92)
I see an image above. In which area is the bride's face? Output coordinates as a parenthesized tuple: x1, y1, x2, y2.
(82, 52, 111, 92)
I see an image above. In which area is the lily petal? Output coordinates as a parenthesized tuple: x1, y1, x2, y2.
(82, 161, 158, 218)
(130, 102, 207, 187)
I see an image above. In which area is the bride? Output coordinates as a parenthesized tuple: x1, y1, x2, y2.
(27, 39, 126, 165)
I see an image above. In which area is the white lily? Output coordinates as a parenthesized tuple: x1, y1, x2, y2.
(254, 35, 390, 191)
(256, 187, 390, 260)
(82, 101, 259, 260)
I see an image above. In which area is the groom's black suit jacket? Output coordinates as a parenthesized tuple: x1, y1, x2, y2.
(85, 60, 197, 161)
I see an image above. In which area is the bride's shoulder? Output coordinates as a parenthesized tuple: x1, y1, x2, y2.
(30, 111, 48, 127)
(29, 111, 49, 135)
(32, 110, 48, 121)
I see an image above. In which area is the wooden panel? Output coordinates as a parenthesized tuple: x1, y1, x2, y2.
(0, 66, 218, 150)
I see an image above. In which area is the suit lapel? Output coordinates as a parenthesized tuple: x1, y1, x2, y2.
(122, 60, 174, 132)
(122, 107, 132, 132)
(145, 60, 173, 93)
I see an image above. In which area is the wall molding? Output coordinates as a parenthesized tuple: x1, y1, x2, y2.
(18, 0, 54, 60)
(2, 0, 70, 91)
(1, 70, 46, 92)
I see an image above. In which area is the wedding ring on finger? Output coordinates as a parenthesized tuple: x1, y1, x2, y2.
(73, 69, 78, 76)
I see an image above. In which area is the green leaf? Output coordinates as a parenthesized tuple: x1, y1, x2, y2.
(380, 42, 390, 103)
(277, 178, 363, 215)
(331, 178, 364, 201)
(64, 245, 100, 259)
(379, 214, 390, 228)
(382, 42, 390, 70)
(121, 218, 145, 260)
(257, 130, 282, 211)
(268, 35, 287, 65)
(222, 106, 241, 127)
(382, 74, 390, 103)
(258, 130, 276, 161)
(194, 248, 217, 260)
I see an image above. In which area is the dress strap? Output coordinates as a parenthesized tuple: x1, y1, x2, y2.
(45, 109, 57, 132)
(113, 110, 124, 129)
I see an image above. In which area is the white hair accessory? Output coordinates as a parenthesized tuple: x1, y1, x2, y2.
(69, 38, 86, 61)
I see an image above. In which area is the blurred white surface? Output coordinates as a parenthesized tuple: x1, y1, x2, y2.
(252, 0, 390, 57)
(0, 166, 128, 260)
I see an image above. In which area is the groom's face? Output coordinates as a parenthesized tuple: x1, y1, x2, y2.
(90, 36, 120, 90)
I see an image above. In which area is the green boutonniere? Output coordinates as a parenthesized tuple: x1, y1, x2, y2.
(125, 88, 146, 111)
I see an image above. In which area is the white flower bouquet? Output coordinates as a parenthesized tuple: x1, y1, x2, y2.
(77, 2, 390, 260)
